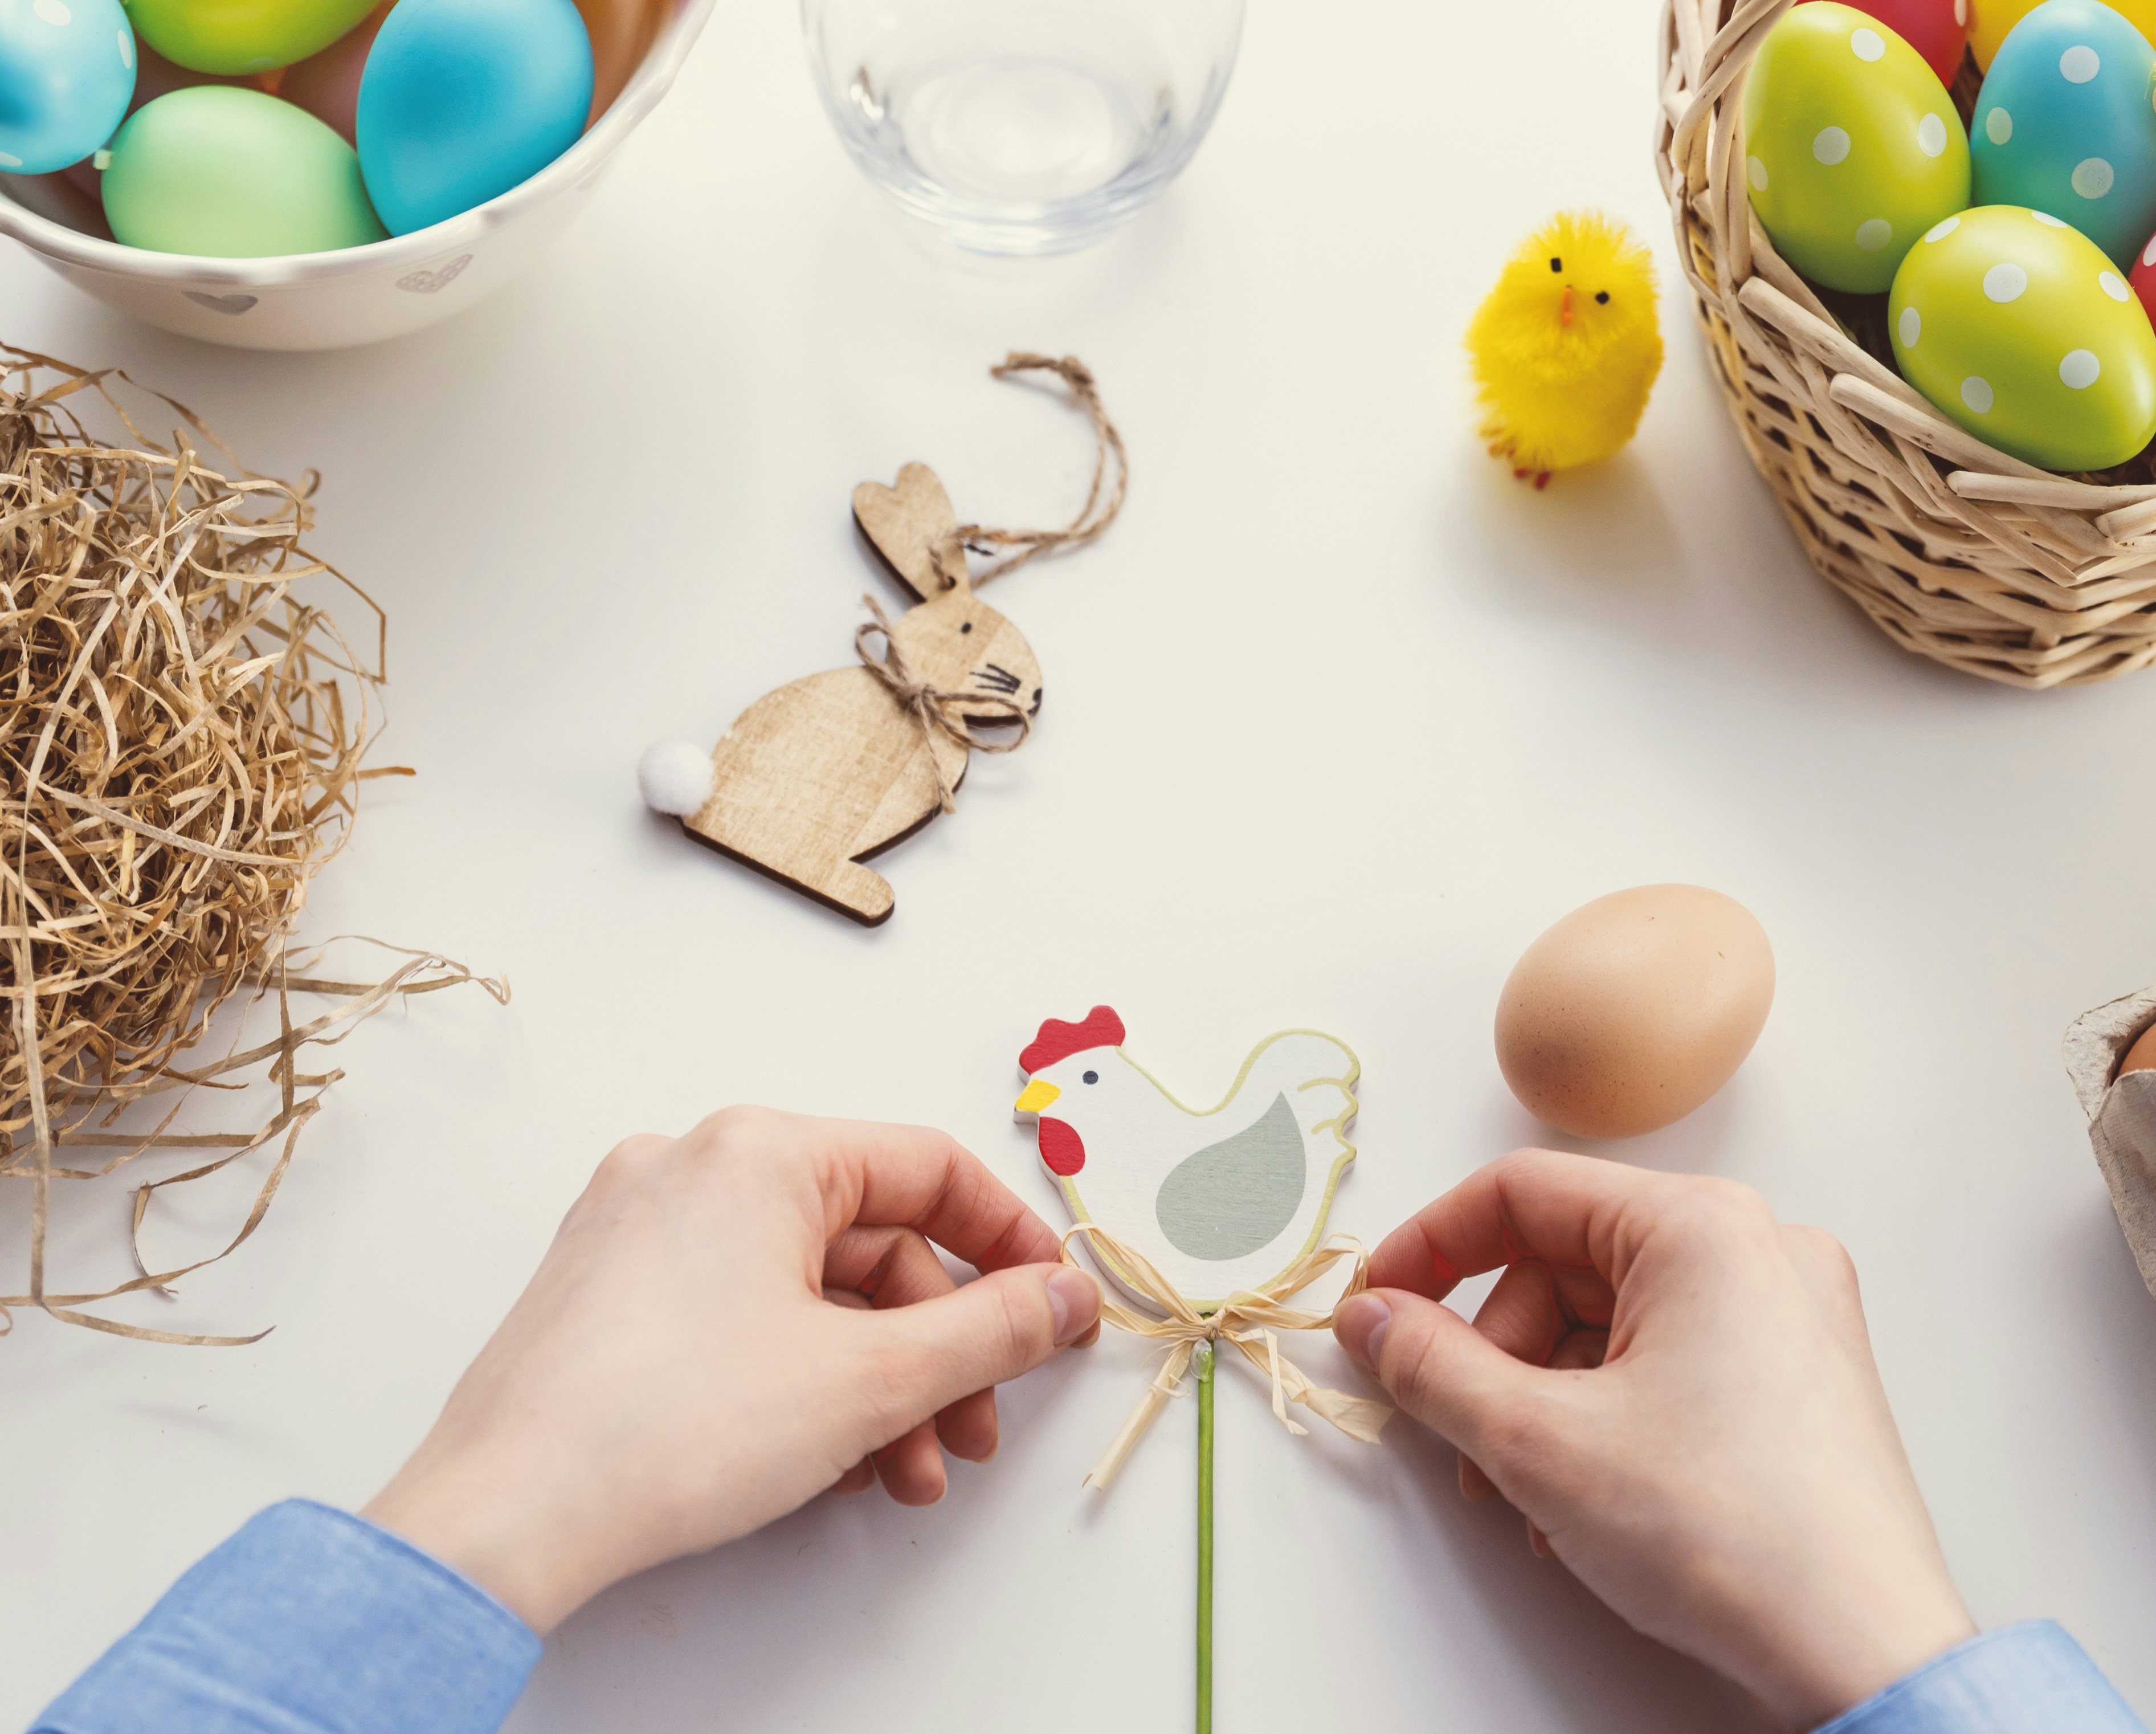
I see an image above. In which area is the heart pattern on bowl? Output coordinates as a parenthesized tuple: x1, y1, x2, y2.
(183, 291, 258, 316)
(395, 254, 473, 295)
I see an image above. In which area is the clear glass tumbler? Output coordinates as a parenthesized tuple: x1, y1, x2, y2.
(800, 0, 1245, 256)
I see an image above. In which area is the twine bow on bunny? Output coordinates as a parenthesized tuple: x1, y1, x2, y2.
(638, 353, 1127, 926)
(853, 595, 1030, 815)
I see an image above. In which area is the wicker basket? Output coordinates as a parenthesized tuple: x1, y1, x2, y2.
(1657, 0, 2156, 688)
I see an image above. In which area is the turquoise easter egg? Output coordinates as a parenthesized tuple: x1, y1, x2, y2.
(1743, 1, 1971, 293)
(1890, 204, 2156, 467)
(356, 0, 593, 236)
(124, 0, 380, 76)
(1971, 0, 2156, 267)
(101, 85, 387, 255)
(0, 0, 136, 174)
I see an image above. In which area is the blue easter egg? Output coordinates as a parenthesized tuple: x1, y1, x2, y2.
(355, 0, 593, 236)
(0, 0, 136, 175)
(1972, 0, 2156, 266)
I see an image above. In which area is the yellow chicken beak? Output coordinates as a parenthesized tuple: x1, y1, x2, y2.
(1014, 1079, 1061, 1115)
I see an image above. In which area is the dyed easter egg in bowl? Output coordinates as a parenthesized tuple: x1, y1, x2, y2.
(0, 0, 136, 175)
(101, 85, 386, 255)
(1744, 1, 1970, 292)
(357, 0, 595, 235)
(1803, 0, 1971, 88)
(0, 0, 714, 348)
(1971, 0, 2156, 267)
(1890, 205, 2156, 467)
(124, 0, 379, 74)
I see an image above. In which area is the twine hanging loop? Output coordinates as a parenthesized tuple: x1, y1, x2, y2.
(1059, 1221, 1393, 1491)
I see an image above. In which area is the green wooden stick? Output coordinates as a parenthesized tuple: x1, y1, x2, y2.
(1197, 1339, 1215, 1734)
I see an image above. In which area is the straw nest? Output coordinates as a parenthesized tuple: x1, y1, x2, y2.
(1658, 0, 2156, 688)
(0, 346, 497, 1343)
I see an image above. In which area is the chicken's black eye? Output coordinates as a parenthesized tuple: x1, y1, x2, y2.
(960, 621, 973, 634)
(1082, 1070, 1099, 1084)
(1549, 256, 1563, 272)
(1595, 291, 1610, 304)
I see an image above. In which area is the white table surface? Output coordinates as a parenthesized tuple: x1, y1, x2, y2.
(6, 1, 2156, 1728)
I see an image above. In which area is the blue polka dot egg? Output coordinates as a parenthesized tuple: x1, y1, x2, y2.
(1743, 1, 1970, 294)
(1973, 0, 2156, 268)
(1890, 204, 2156, 467)
(0, 0, 136, 175)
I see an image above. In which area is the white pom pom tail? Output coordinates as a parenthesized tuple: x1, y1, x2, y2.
(639, 740, 716, 817)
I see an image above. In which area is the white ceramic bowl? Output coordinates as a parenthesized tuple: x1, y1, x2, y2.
(0, 0, 715, 351)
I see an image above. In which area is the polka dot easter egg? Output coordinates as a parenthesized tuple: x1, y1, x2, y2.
(124, 0, 380, 75)
(1800, 0, 1970, 88)
(2128, 224, 2156, 320)
(1970, 0, 2156, 68)
(0, 0, 136, 175)
(1744, 1, 1971, 293)
(1972, 0, 2156, 267)
(1891, 205, 2156, 468)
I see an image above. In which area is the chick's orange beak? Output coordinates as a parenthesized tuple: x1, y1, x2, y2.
(1015, 1079, 1061, 1114)
(1560, 285, 1574, 327)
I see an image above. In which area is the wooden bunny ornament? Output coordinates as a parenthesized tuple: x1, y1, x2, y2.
(639, 463, 1042, 926)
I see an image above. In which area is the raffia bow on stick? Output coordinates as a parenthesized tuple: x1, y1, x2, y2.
(853, 594, 1030, 814)
(1061, 1221, 1393, 1491)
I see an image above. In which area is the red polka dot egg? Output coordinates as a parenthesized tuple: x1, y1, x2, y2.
(1890, 203, 2156, 467)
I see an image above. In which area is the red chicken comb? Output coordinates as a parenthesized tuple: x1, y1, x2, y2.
(1020, 1006, 1125, 1074)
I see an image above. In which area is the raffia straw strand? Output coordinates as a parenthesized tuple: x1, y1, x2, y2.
(0, 345, 504, 1343)
(1059, 1221, 1392, 1491)
(852, 594, 1031, 813)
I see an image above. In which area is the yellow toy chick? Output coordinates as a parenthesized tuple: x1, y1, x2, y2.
(1467, 210, 1663, 489)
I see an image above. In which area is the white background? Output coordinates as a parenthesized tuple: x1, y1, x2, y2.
(5, 0, 2155, 1729)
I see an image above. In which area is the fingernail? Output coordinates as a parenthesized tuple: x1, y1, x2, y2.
(1047, 1268, 1100, 1347)
(1335, 1293, 1391, 1372)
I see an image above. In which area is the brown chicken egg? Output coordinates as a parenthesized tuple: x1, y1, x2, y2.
(2124, 1026, 2156, 1078)
(1495, 884, 1775, 1139)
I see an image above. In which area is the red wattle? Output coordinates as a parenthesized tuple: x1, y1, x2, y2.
(1038, 1117, 1085, 1176)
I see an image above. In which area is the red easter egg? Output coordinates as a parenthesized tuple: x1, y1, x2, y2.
(2131, 230, 2156, 329)
(1797, 0, 1968, 86)
(279, 1, 393, 144)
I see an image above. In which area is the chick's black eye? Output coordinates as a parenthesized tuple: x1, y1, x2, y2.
(961, 621, 973, 633)
(1549, 256, 1563, 272)
(1082, 1070, 1098, 1084)
(1595, 291, 1610, 304)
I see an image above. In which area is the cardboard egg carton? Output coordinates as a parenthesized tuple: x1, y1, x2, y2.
(2065, 986, 2156, 1300)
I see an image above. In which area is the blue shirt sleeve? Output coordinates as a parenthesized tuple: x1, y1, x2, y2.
(1815, 1621, 2146, 1733)
(30, 1499, 541, 1734)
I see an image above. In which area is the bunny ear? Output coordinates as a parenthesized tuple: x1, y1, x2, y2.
(852, 462, 969, 601)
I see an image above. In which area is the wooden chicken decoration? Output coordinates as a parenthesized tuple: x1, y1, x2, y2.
(1013, 1006, 1386, 1734)
(1013, 1006, 1362, 1310)
(639, 354, 1125, 925)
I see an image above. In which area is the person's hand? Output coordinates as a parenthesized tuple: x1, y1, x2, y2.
(1334, 1149, 1973, 1732)
(362, 1107, 1101, 1633)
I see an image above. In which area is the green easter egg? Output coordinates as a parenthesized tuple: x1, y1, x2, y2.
(1743, 1, 1970, 293)
(1890, 205, 2156, 470)
(103, 87, 387, 258)
(125, 0, 381, 75)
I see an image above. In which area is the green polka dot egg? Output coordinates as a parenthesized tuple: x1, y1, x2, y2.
(1890, 205, 2156, 468)
(1743, 1, 1970, 292)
